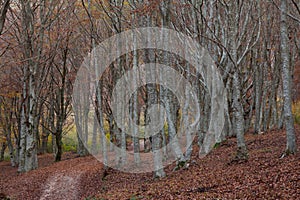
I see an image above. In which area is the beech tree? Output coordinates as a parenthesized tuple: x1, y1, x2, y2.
(280, 0, 297, 155)
(18, 0, 40, 172)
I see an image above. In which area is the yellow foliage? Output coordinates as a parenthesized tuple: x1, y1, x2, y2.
(0, 91, 21, 98)
(292, 101, 300, 125)
(0, 136, 6, 144)
(105, 133, 110, 141)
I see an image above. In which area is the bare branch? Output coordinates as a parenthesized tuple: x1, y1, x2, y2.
(272, 0, 300, 23)
(0, 0, 10, 35)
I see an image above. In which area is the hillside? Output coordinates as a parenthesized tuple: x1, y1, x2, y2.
(0, 127, 299, 200)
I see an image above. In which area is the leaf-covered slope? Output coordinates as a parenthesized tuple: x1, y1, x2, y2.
(0, 127, 299, 199)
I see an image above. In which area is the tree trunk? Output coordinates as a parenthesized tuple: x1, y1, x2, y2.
(233, 71, 248, 160)
(132, 34, 141, 165)
(280, 0, 296, 155)
(0, 142, 6, 161)
(228, 1, 248, 160)
(254, 61, 263, 134)
(6, 124, 15, 167)
(18, 79, 27, 172)
(55, 131, 62, 162)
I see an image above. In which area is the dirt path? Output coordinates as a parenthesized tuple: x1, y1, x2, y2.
(0, 154, 104, 200)
(39, 172, 82, 200)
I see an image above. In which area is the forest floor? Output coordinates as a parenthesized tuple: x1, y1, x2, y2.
(0, 127, 300, 200)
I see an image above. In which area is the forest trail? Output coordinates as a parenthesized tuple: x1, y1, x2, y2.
(39, 172, 82, 200)
(0, 127, 300, 199)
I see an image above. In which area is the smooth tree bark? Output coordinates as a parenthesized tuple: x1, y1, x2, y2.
(18, 0, 39, 172)
(228, 1, 246, 160)
(254, 57, 264, 134)
(280, 0, 297, 156)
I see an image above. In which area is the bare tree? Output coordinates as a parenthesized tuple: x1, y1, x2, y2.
(280, 0, 297, 156)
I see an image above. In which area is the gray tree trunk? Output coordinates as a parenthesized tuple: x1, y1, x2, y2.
(280, 0, 297, 155)
(254, 61, 263, 134)
(228, 1, 248, 160)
